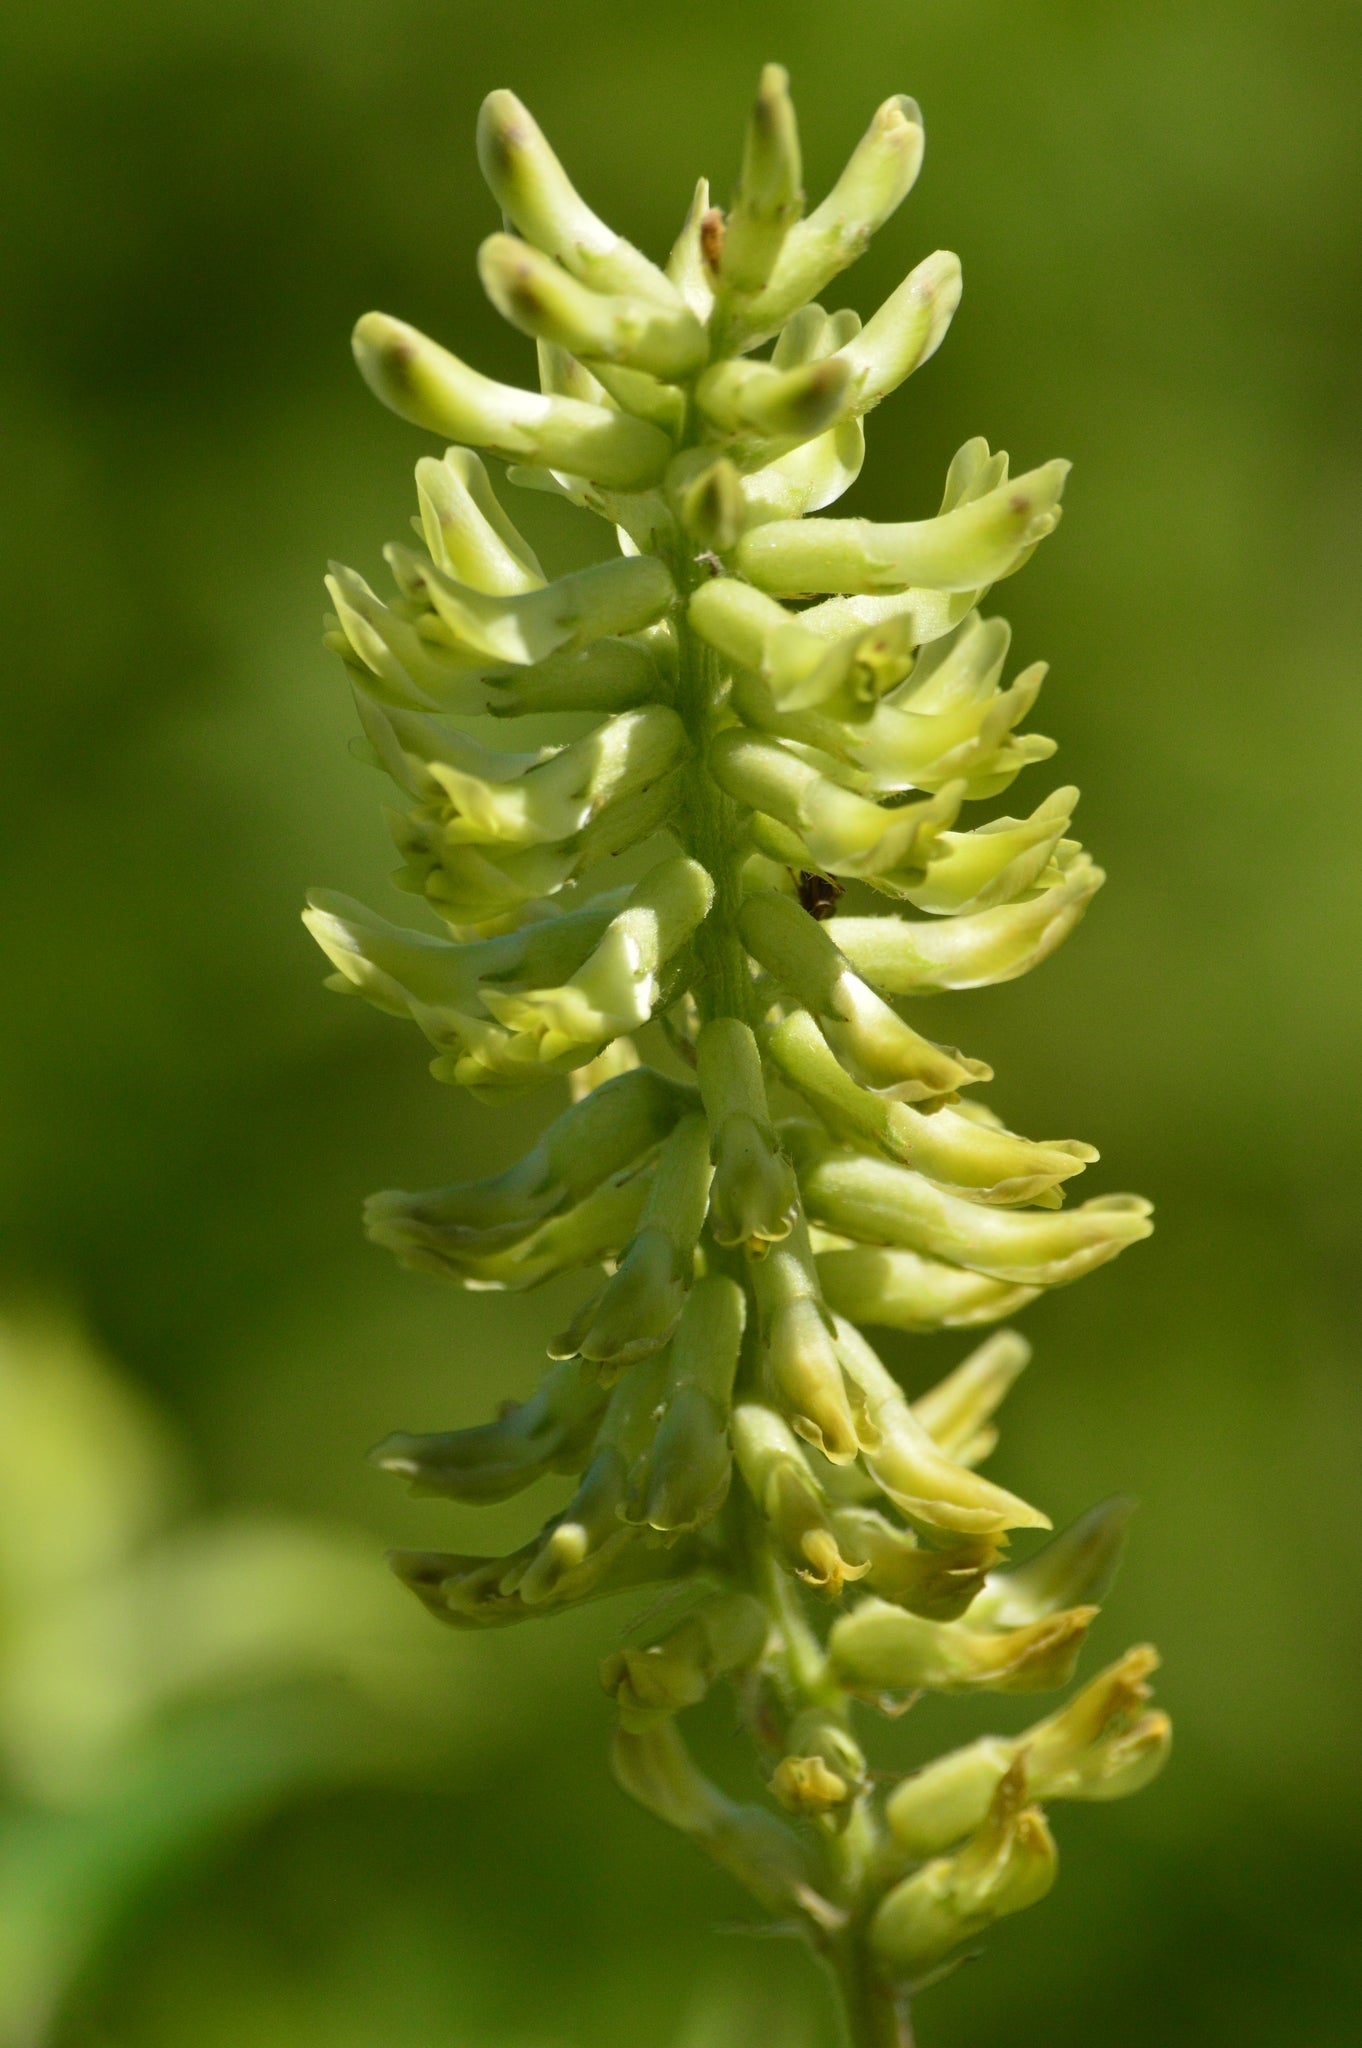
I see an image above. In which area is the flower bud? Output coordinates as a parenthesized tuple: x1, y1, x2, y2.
(391, 1516, 687, 1630)
(477, 90, 683, 308)
(910, 1330, 1032, 1465)
(696, 353, 855, 444)
(902, 785, 1080, 915)
(473, 855, 715, 1074)
(720, 64, 805, 295)
(478, 232, 707, 379)
(738, 414, 867, 525)
(884, 1647, 1171, 1856)
(749, 1220, 861, 1463)
(713, 730, 963, 891)
(629, 1273, 745, 1534)
(722, 94, 926, 350)
(366, 1165, 650, 1288)
(834, 1318, 1047, 1537)
(871, 1760, 1057, 1981)
(969, 1496, 1135, 1628)
(830, 1507, 1000, 1621)
(665, 177, 717, 324)
(830, 1596, 1095, 1699)
(797, 1140, 1155, 1288)
(363, 1063, 692, 1280)
(372, 1357, 606, 1503)
(353, 312, 672, 491)
(674, 456, 747, 554)
(696, 1019, 797, 1252)
(394, 703, 687, 852)
(836, 250, 963, 414)
(413, 446, 545, 594)
(611, 1721, 824, 1918)
(740, 893, 988, 1102)
(689, 577, 915, 714)
(326, 564, 480, 711)
(824, 849, 1104, 994)
(753, 656, 1053, 803)
(483, 638, 667, 719)
(306, 885, 675, 1096)
(552, 1113, 712, 1373)
(772, 1707, 867, 1817)
(303, 887, 619, 1037)
(395, 772, 686, 932)
(730, 1403, 869, 1594)
(817, 1243, 1042, 1332)
(386, 546, 674, 670)
(768, 1010, 1094, 1204)
(734, 456, 1069, 598)
(601, 1592, 769, 1729)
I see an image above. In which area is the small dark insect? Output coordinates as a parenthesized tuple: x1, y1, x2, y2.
(796, 870, 844, 920)
(699, 206, 726, 273)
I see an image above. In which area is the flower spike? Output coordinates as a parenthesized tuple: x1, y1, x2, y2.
(307, 63, 1163, 2045)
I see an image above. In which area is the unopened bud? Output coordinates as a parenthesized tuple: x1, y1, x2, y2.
(631, 1273, 746, 1534)
(735, 455, 1068, 599)
(825, 850, 1105, 994)
(834, 1318, 1047, 1537)
(477, 90, 682, 307)
(372, 1357, 605, 1503)
(674, 456, 747, 555)
(871, 1760, 1057, 1981)
(478, 232, 707, 380)
(721, 64, 804, 294)
(722, 94, 926, 350)
(696, 1019, 797, 1252)
(769, 1009, 1093, 1204)
(353, 312, 672, 491)
(740, 895, 987, 1103)
(601, 1592, 769, 1729)
(885, 1646, 1170, 1856)
(830, 1507, 999, 1621)
(830, 1595, 1095, 1699)
(750, 1220, 861, 1463)
(696, 353, 855, 444)
(731, 1403, 869, 1595)
(552, 1114, 712, 1373)
(797, 1141, 1154, 1289)
(817, 1243, 1043, 1333)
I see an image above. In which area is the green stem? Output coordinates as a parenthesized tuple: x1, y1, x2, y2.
(672, 586, 902, 2048)
(832, 1938, 915, 2048)
(671, 584, 760, 1026)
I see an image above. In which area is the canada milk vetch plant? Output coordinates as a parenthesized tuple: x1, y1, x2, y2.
(305, 66, 1169, 2047)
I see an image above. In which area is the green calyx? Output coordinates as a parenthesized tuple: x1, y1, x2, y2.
(308, 64, 1166, 2046)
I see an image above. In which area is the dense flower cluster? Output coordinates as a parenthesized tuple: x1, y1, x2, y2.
(307, 68, 1167, 2045)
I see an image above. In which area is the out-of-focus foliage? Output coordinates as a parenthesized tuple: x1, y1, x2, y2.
(0, 2, 1359, 2045)
(0, 1309, 463, 2046)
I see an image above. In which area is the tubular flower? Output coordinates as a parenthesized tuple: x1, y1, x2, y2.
(308, 66, 1166, 2046)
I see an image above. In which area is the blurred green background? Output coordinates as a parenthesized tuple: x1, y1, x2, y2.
(3, 1, 1361, 2042)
